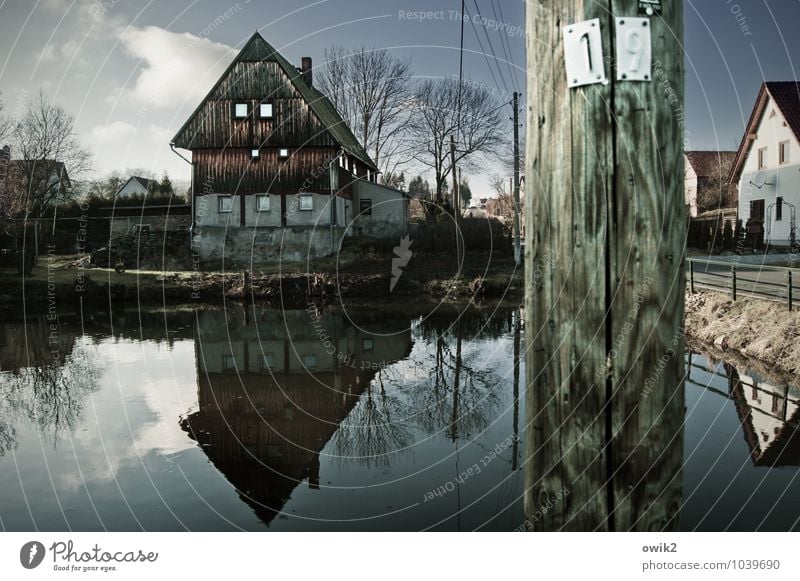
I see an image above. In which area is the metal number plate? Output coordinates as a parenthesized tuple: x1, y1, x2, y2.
(563, 19, 607, 88)
(615, 17, 652, 82)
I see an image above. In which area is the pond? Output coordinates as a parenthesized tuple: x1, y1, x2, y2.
(0, 302, 797, 531)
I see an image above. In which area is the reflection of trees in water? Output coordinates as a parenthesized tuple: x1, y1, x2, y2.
(0, 333, 101, 455)
(332, 369, 414, 467)
(409, 322, 503, 440)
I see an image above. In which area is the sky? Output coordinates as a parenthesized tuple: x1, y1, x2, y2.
(0, 0, 797, 197)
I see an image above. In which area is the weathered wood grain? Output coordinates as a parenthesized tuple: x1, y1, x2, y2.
(524, 0, 685, 531)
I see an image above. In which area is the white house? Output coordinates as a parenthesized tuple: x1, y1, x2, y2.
(731, 82, 800, 247)
(115, 175, 155, 199)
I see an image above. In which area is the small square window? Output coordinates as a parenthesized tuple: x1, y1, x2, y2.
(780, 141, 790, 165)
(259, 103, 273, 118)
(302, 354, 317, 369)
(758, 147, 768, 169)
(359, 198, 372, 216)
(279, 148, 289, 158)
(218, 195, 233, 213)
(299, 195, 313, 211)
(234, 103, 248, 118)
(261, 353, 275, 370)
(362, 337, 374, 352)
(222, 354, 236, 371)
(251, 149, 260, 159)
(256, 195, 271, 212)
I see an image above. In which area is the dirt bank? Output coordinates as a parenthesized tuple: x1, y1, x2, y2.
(684, 290, 800, 376)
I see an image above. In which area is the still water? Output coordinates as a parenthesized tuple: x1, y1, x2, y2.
(0, 302, 798, 531)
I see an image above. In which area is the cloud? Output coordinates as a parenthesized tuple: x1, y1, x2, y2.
(119, 26, 236, 113)
(88, 120, 178, 176)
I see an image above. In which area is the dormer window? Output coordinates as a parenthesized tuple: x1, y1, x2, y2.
(234, 103, 248, 118)
(259, 103, 273, 118)
(279, 148, 289, 158)
(251, 149, 260, 159)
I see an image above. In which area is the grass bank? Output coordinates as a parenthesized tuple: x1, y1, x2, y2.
(684, 290, 800, 376)
(0, 250, 523, 314)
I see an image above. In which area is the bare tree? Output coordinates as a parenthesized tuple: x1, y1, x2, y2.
(0, 92, 12, 145)
(408, 78, 506, 204)
(317, 45, 413, 179)
(696, 154, 737, 213)
(9, 91, 90, 217)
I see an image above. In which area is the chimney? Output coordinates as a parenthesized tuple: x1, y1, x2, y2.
(301, 56, 312, 86)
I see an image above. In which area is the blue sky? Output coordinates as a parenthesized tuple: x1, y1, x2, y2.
(0, 0, 797, 196)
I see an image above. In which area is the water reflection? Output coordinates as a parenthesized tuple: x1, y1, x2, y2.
(2, 304, 800, 530)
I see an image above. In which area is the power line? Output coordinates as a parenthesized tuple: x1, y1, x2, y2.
(491, 0, 522, 94)
(462, 2, 506, 98)
(468, 0, 511, 95)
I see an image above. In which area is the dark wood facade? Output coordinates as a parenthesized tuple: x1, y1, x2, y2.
(172, 32, 378, 221)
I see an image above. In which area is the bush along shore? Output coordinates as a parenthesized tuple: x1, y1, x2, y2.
(684, 289, 800, 377)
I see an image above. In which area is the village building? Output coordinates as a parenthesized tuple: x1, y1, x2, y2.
(730, 82, 800, 248)
(114, 175, 156, 199)
(171, 32, 410, 263)
(684, 150, 737, 218)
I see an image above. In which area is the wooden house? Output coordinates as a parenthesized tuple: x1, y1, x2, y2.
(171, 32, 409, 263)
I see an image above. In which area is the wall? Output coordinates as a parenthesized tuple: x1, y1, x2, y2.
(110, 214, 191, 235)
(192, 224, 345, 264)
(738, 94, 800, 245)
(684, 156, 698, 217)
(350, 180, 408, 238)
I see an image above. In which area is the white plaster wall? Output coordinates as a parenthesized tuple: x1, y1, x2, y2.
(738, 94, 800, 244)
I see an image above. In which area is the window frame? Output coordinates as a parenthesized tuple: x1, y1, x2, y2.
(302, 354, 317, 369)
(255, 194, 271, 212)
(359, 198, 373, 216)
(218, 195, 233, 213)
(222, 354, 236, 372)
(261, 353, 275, 370)
(779, 140, 790, 165)
(259, 103, 273, 119)
(279, 148, 289, 158)
(758, 146, 768, 169)
(251, 148, 260, 160)
(233, 103, 248, 119)
(299, 194, 314, 211)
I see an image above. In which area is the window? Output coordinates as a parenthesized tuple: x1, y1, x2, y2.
(359, 198, 372, 216)
(362, 338, 374, 352)
(251, 148, 260, 159)
(751, 199, 765, 221)
(279, 148, 289, 158)
(256, 195, 271, 212)
(259, 103, 273, 118)
(261, 353, 275, 370)
(222, 354, 236, 371)
(218, 195, 233, 213)
(758, 147, 768, 169)
(302, 354, 317, 369)
(780, 140, 790, 165)
(299, 194, 313, 211)
(776, 197, 784, 221)
(234, 103, 248, 118)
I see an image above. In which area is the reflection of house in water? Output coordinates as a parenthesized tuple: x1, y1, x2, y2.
(181, 307, 412, 525)
(726, 363, 800, 467)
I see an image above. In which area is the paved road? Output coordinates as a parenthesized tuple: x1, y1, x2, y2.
(689, 260, 798, 302)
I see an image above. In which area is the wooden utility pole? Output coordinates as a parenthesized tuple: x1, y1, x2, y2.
(451, 134, 462, 262)
(524, 0, 685, 531)
(513, 91, 521, 266)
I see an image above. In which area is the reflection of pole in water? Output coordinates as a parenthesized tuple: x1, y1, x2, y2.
(512, 308, 521, 471)
(449, 320, 462, 442)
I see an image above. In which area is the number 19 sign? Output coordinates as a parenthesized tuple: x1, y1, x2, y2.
(563, 17, 652, 88)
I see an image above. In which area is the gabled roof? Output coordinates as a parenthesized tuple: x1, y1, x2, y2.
(729, 82, 800, 183)
(8, 159, 71, 189)
(171, 32, 378, 172)
(685, 151, 736, 178)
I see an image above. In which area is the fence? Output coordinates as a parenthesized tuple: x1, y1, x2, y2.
(688, 257, 800, 310)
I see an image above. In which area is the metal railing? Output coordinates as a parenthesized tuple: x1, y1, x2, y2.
(688, 257, 800, 310)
